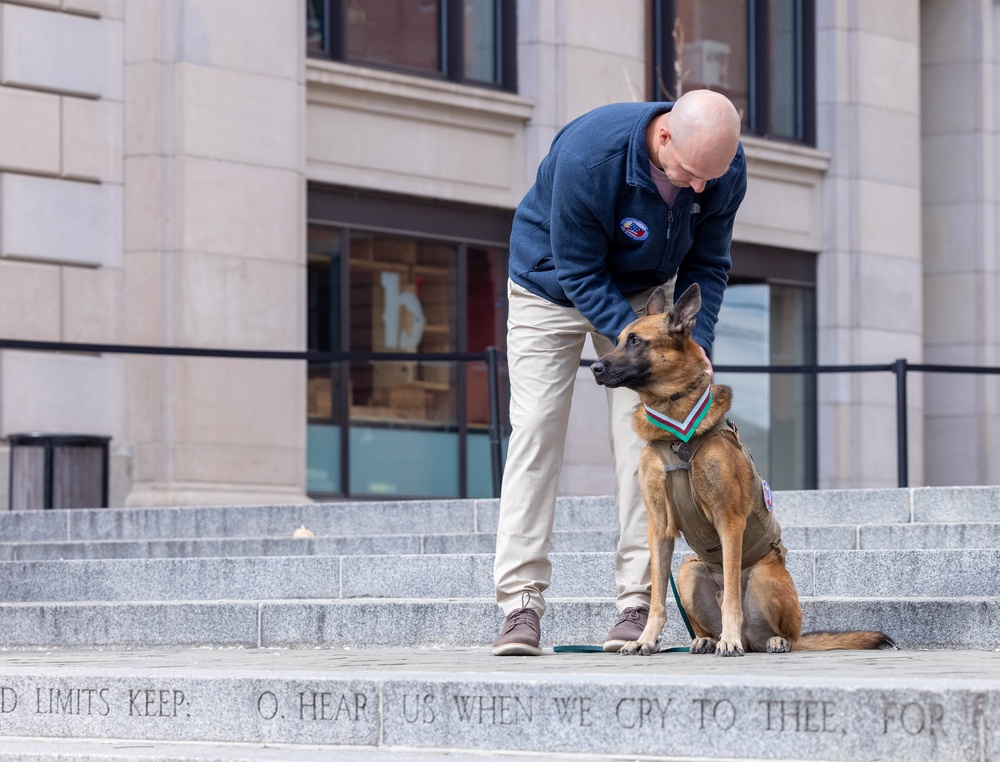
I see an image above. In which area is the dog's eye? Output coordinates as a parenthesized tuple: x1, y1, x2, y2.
(628, 334, 641, 346)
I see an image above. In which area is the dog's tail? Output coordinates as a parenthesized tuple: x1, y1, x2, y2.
(793, 630, 897, 651)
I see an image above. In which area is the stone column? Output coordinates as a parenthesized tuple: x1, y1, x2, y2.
(921, 0, 1000, 485)
(123, 0, 309, 506)
(815, 0, 926, 488)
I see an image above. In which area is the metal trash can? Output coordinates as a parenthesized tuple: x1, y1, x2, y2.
(8, 433, 111, 511)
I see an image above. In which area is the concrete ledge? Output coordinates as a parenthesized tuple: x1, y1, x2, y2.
(14, 520, 1000, 561)
(258, 596, 998, 651)
(768, 489, 912, 526)
(812, 549, 1000, 596)
(0, 596, 991, 650)
(859, 521, 1000, 549)
(2, 534, 424, 561)
(0, 549, 993, 603)
(0, 602, 259, 648)
(912, 485, 1000, 522)
(0, 557, 343, 602)
(0, 649, 996, 760)
(0, 487, 996, 546)
(0, 501, 482, 543)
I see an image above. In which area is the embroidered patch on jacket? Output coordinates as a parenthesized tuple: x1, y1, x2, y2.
(762, 480, 773, 511)
(620, 217, 649, 241)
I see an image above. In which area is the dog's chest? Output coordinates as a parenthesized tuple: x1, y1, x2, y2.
(648, 429, 783, 568)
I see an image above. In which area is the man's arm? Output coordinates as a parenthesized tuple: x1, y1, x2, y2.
(548, 153, 635, 343)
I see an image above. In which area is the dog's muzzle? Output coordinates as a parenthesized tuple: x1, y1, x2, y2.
(591, 360, 609, 386)
(591, 360, 623, 387)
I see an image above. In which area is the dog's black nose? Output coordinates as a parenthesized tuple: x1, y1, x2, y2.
(591, 361, 605, 375)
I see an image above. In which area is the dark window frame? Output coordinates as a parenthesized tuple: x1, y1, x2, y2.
(726, 242, 818, 490)
(649, 0, 815, 146)
(307, 185, 514, 501)
(309, 0, 518, 93)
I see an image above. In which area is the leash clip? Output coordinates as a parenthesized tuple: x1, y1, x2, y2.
(672, 441, 693, 462)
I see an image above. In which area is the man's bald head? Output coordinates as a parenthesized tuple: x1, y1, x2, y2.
(669, 90, 742, 179)
(647, 90, 742, 192)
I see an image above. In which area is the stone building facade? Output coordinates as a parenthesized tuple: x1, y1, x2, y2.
(0, 0, 995, 508)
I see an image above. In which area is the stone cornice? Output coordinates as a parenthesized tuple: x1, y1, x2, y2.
(306, 58, 534, 125)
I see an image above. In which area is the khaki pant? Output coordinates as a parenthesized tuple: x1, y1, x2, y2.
(494, 279, 672, 617)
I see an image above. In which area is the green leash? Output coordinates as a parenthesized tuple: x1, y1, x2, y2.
(669, 568, 696, 640)
(554, 571, 695, 654)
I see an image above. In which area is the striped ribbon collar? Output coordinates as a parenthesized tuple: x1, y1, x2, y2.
(644, 385, 713, 443)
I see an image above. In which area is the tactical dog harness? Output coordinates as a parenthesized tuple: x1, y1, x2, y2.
(648, 418, 787, 571)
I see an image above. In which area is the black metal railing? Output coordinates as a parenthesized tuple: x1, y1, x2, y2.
(2, 338, 998, 498)
(706, 359, 1000, 490)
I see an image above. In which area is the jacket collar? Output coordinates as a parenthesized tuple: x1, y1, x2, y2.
(626, 103, 673, 193)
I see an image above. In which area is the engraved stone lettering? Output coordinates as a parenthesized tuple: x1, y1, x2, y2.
(128, 689, 188, 718)
(35, 687, 110, 717)
(882, 702, 945, 737)
(760, 700, 837, 733)
(402, 693, 436, 724)
(694, 698, 736, 731)
(257, 691, 279, 721)
(552, 696, 593, 727)
(0, 687, 16, 714)
(452, 694, 533, 725)
(615, 697, 672, 730)
(298, 691, 368, 722)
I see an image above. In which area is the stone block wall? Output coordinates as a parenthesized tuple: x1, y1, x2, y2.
(0, 0, 126, 456)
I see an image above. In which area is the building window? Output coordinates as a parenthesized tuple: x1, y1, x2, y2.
(307, 187, 512, 500)
(307, 0, 517, 91)
(650, 0, 815, 144)
(714, 244, 817, 489)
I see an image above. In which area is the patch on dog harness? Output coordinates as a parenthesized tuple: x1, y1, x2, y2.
(620, 217, 650, 241)
(762, 480, 773, 511)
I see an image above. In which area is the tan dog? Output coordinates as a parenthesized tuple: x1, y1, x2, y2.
(592, 284, 896, 656)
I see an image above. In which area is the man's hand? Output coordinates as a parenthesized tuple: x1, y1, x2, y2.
(697, 345, 715, 381)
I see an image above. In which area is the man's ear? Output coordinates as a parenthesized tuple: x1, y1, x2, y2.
(657, 114, 671, 147)
(668, 284, 701, 331)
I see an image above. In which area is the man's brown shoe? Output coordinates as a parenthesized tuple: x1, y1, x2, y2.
(602, 605, 650, 652)
(492, 592, 541, 656)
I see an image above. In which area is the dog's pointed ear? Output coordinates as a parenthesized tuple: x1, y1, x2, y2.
(645, 287, 669, 316)
(668, 284, 701, 332)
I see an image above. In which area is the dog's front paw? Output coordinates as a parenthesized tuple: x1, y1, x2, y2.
(716, 638, 745, 657)
(766, 636, 790, 653)
(619, 640, 657, 656)
(690, 637, 718, 654)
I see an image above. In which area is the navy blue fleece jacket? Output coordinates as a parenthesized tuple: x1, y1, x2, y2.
(508, 101, 747, 356)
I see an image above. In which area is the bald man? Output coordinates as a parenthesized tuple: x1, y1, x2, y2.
(492, 91, 747, 656)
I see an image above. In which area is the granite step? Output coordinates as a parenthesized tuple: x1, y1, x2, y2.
(0, 648, 996, 761)
(7, 518, 1000, 561)
(1, 486, 997, 546)
(0, 530, 618, 561)
(0, 595, 994, 651)
(0, 526, 884, 562)
(0, 500, 487, 544)
(0, 549, 994, 604)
